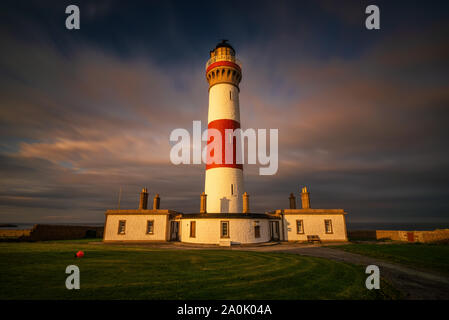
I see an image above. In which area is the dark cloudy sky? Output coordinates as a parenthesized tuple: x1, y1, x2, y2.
(0, 0, 448, 224)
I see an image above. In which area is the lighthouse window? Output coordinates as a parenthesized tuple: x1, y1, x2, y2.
(254, 225, 260, 238)
(324, 220, 333, 234)
(230, 91, 232, 100)
(221, 221, 230, 238)
(146, 220, 154, 234)
(296, 220, 304, 234)
(118, 220, 126, 235)
(190, 221, 196, 238)
(231, 184, 234, 195)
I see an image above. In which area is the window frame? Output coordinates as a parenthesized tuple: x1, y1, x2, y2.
(220, 221, 230, 238)
(254, 225, 261, 238)
(118, 220, 126, 235)
(190, 221, 196, 238)
(146, 220, 154, 234)
(324, 219, 333, 234)
(296, 219, 304, 234)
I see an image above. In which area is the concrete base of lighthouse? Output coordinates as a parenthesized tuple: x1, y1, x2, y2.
(180, 214, 277, 245)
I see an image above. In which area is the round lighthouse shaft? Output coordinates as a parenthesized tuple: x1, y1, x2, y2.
(204, 40, 244, 213)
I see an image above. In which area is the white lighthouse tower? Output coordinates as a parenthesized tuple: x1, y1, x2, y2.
(204, 40, 243, 213)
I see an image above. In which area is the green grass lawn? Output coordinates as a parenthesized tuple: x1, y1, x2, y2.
(0, 240, 400, 300)
(331, 243, 449, 276)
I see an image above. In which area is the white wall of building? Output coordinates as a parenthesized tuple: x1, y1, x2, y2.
(180, 218, 271, 244)
(104, 214, 169, 241)
(103, 212, 348, 244)
(282, 214, 347, 241)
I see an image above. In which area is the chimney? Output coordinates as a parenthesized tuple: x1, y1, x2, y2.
(153, 194, 160, 210)
(300, 187, 310, 209)
(243, 192, 250, 213)
(200, 192, 207, 213)
(289, 193, 296, 209)
(139, 187, 149, 209)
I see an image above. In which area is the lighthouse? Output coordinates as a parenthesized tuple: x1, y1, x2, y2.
(103, 40, 349, 245)
(204, 40, 243, 213)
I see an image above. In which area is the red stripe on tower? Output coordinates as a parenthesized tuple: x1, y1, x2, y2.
(206, 61, 241, 74)
(206, 119, 243, 170)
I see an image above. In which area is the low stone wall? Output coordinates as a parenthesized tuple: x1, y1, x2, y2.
(347, 230, 376, 240)
(376, 230, 405, 241)
(28, 224, 104, 241)
(416, 229, 449, 243)
(0, 229, 32, 239)
(348, 229, 449, 243)
(0, 224, 104, 241)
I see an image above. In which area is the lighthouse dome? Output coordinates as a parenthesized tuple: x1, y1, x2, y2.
(215, 39, 234, 51)
(210, 39, 236, 58)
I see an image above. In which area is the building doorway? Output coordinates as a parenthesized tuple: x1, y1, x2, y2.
(270, 221, 280, 241)
(170, 221, 179, 241)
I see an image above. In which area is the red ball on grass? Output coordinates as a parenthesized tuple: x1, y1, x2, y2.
(75, 250, 84, 258)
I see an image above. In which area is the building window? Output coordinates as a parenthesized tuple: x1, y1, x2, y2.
(118, 220, 126, 234)
(146, 220, 154, 234)
(296, 220, 304, 234)
(254, 225, 260, 238)
(231, 184, 234, 195)
(221, 221, 230, 238)
(190, 221, 196, 238)
(325, 219, 333, 234)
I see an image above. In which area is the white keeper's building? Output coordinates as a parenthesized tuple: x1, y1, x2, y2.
(103, 41, 348, 245)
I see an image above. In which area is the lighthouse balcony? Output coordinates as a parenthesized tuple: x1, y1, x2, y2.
(205, 55, 242, 70)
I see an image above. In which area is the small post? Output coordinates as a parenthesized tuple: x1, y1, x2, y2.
(289, 193, 296, 209)
(200, 192, 207, 213)
(153, 194, 160, 210)
(300, 187, 310, 209)
(243, 192, 250, 213)
(139, 187, 149, 209)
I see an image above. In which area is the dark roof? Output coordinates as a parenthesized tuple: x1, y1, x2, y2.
(215, 39, 234, 51)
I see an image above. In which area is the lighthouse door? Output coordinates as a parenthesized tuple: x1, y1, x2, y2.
(170, 221, 179, 241)
(270, 221, 280, 241)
